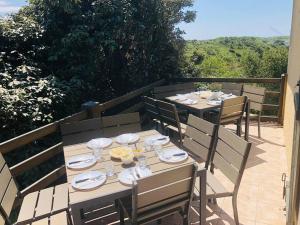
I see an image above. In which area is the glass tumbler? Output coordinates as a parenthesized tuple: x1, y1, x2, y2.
(104, 161, 114, 177)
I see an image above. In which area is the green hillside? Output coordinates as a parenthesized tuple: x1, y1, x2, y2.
(181, 36, 289, 78)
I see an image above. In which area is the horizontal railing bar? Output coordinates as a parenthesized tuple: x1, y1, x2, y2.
(0, 123, 58, 154)
(0, 111, 87, 154)
(20, 165, 66, 197)
(91, 79, 165, 116)
(120, 102, 144, 114)
(263, 104, 280, 110)
(171, 77, 281, 84)
(10, 142, 63, 177)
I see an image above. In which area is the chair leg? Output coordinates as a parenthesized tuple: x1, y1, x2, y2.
(116, 200, 125, 225)
(236, 120, 242, 137)
(183, 216, 189, 225)
(232, 195, 239, 225)
(258, 113, 261, 138)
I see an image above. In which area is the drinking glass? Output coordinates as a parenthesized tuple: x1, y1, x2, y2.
(104, 161, 114, 177)
(153, 143, 162, 156)
(137, 156, 147, 169)
(93, 148, 102, 161)
(144, 142, 152, 152)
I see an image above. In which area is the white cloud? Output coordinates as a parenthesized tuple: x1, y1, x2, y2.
(0, 0, 21, 16)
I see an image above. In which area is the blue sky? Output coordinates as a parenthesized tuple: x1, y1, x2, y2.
(0, 0, 293, 40)
(179, 0, 293, 40)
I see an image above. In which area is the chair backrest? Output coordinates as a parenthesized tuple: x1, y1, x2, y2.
(142, 96, 159, 120)
(60, 112, 141, 145)
(183, 115, 217, 169)
(60, 118, 103, 145)
(153, 83, 195, 99)
(221, 83, 243, 96)
(102, 112, 141, 136)
(218, 96, 247, 124)
(131, 163, 198, 223)
(211, 126, 251, 190)
(156, 100, 183, 143)
(242, 85, 266, 112)
(0, 154, 18, 225)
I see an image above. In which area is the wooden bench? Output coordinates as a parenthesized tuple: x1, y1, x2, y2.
(0, 154, 70, 225)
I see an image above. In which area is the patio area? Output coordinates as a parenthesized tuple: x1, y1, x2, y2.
(189, 122, 287, 225)
(96, 122, 287, 225)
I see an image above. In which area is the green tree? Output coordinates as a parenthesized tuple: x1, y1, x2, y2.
(259, 47, 288, 78)
(241, 51, 260, 77)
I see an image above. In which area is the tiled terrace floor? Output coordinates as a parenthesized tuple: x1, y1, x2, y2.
(98, 122, 288, 225)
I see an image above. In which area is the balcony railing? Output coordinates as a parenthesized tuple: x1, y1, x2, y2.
(0, 75, 287, 198)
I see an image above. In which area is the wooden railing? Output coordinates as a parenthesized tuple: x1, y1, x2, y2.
(170, 74, 288, 124)
(0, 79, 165, 197)
(0, 75, 288, 196)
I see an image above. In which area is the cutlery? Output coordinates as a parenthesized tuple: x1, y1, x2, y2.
(135, 167, 141, 178)
(130, 168, 137, 180)
(163, 152, 186, 160)
(69, 159, 93, 165)
(75, 175, 103, 184)
(173, 153, 186, 157)
(156, 137, 167, 141)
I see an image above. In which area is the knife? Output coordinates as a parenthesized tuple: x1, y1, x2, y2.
(69, 159, 92, 165)
(173, 153, 186, 157)
(75, 175, 103, 184)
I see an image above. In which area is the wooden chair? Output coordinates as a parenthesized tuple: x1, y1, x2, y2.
(221, 83, 243, 96)
(0, 153, 70, 225)
(117, 163, 199, 225)
(242, 85, 266, 138)
(153, 83, 195, 99)
(209, 96, 248, 138)
(60, 112, 141, 145)
(141, 96, 160, 129)
(193, 126, 251, 225)
(102, 112, 141, 136)
(61, 117, 103, 145)
(183, 114, 217, 169)
(156, 99, 186, 145)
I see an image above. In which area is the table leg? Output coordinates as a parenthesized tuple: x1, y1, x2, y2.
(71, 204, 83, 225)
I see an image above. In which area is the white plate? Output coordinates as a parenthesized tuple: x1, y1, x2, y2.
(116, 133, 140, 145)
(67, 154, 97, 170)
(159, 147, 188, 163)
(71, 171, 106, 190)
(221, 93, 236, 100)
(207, 100, 222, 106)
(176, 94, 189, 101)
(118, 167, 152, 186)
(87, 138, 113, 149)
(181, 99, 198, 105)
(144, 135, 170, 146)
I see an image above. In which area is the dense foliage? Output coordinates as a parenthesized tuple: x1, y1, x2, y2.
(0, 0, 195, 141)
(181, 36, 289, 78)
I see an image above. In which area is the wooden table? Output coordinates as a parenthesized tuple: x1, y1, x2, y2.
(64, 129, 206, 225)
(166, 92, 250, 140)
(166, 92, 220, 118)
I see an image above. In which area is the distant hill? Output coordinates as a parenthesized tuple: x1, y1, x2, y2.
(181, 36, 289, 78)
